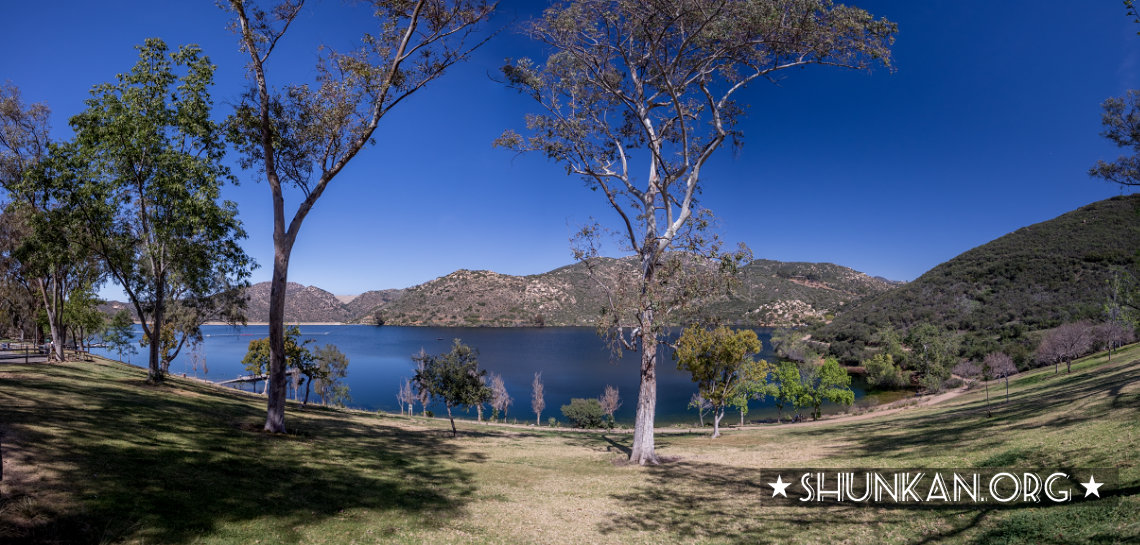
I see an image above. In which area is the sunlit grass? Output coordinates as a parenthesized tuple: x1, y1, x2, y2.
(1, 344, 1138, 544)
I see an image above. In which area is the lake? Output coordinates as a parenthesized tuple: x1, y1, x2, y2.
(93, 324, 894, 425)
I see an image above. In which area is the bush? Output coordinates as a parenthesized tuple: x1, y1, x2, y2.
(863, 353, 907, 389)
(560, 398, 605, 428)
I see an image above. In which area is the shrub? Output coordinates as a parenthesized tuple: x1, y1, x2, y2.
(863, 353, 907, 389)
(560, 398, 605, 428)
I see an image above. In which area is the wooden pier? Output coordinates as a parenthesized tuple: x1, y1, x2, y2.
(216, 368, 300, 385)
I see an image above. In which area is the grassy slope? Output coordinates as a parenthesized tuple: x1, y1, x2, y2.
(1, 345, 1138, 544)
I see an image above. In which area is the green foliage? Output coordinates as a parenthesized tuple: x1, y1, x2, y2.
(412, 339, 491, 436)
(63, 286, 105, 349)
(1090, 89, 1140, 187)
(241, 326, 350, 406)
(3, 82, 103, 362)
(102, 309, 137, 361)
(242, 326, 311, 377)
(58, 38, 252, 381)
(793, 358, 857, 421)
(863, 353, 907, 389)
(675, 325, 768, 436)
(905, 323, 960, 392)
(817, 195, 1140, 363)
(771, 361, 806, 423)
(312, 344, 351, 408)
(560, 398, 606, 429)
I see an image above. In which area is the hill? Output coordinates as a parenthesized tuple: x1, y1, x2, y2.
(218, 258, 893, 326)
(242, 281, 353, 323)
(816, 194, 1140, 361)
(2, 340, 1136, 543)
(360, 258, 895, 327)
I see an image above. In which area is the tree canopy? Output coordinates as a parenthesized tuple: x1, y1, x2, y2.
(499, 0, 895, 464)
(56, 39, 252, 382)
(412, 339, 492, 437)
(221, 0, 494, 434)
(675, 325, 767, 437)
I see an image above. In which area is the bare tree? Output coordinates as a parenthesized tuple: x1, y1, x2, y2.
(953, 359, 987, 409)
(599, 384, 621, 425)
(414, 351, 432, 416)
(490, 373, 512, 421)
(1094, 321, 1135, 363)
(397, 378, 416, 416)
(531, 371, 545, 426)
(222, 0, 495, 433)
(1036, 322, 1094, 374)
(985, 352, 1017, 404)
(498, 0, 894, 464)
(688, 392, 712, 428)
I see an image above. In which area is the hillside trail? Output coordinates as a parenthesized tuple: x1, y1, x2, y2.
(769, 384, 970, 429)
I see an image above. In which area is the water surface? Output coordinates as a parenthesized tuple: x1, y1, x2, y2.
(94, 325, 891, 425)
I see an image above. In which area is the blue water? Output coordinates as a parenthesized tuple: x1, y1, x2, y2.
(93, 325, 875, 425)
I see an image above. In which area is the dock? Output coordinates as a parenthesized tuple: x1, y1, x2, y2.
(217, 368, 300, 385)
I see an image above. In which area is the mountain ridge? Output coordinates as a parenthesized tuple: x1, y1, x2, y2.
(218, 258, 895, 326)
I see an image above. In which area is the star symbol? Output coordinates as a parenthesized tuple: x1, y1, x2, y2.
(1080, 475, 1103, 498)
(769, 474, 792, 498)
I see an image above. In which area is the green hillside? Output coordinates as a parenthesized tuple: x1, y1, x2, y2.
(816, 195, 1140, 361)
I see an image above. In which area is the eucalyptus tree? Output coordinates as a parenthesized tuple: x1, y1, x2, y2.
(498, 0, 895, 464)
(1091, 89, 1140, 187)
(64, 39, 252, 382)
(1, 84, 103, 361)
(222, 0, 495, 433)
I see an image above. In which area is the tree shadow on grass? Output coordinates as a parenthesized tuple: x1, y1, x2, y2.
(0, 362, 482, 544)
(589, 452, 1136, 545)
(827, 360, 1140, 465)
(591, 454, 994, 545)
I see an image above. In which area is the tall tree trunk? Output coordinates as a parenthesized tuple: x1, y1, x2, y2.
(984, 380, 990, 409)
(303, 378, 311, 406)
(147, 277, 165, 383)
(629, 320, 659, 465)
(446, 404, 456, 437)
(1004, 377, 1009, 403)
(1066, 358, 1072, 373)
(264, 241, 291, 433)
(712, 407, 723, 438)
(38, 278, 65, 363)
(476, 404, 483, 422)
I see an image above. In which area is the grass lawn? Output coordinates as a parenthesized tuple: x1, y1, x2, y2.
(1, 344, 1138, 544)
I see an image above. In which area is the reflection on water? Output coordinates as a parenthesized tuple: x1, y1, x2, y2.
(92, 325, 898, 426)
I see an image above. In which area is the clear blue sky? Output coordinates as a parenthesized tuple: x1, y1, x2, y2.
(2, 1, 1136, 300)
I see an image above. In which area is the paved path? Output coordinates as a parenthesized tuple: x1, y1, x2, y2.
(0, 344, 50, 364)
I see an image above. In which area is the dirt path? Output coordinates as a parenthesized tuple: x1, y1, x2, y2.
(772, 384, 970, 428)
